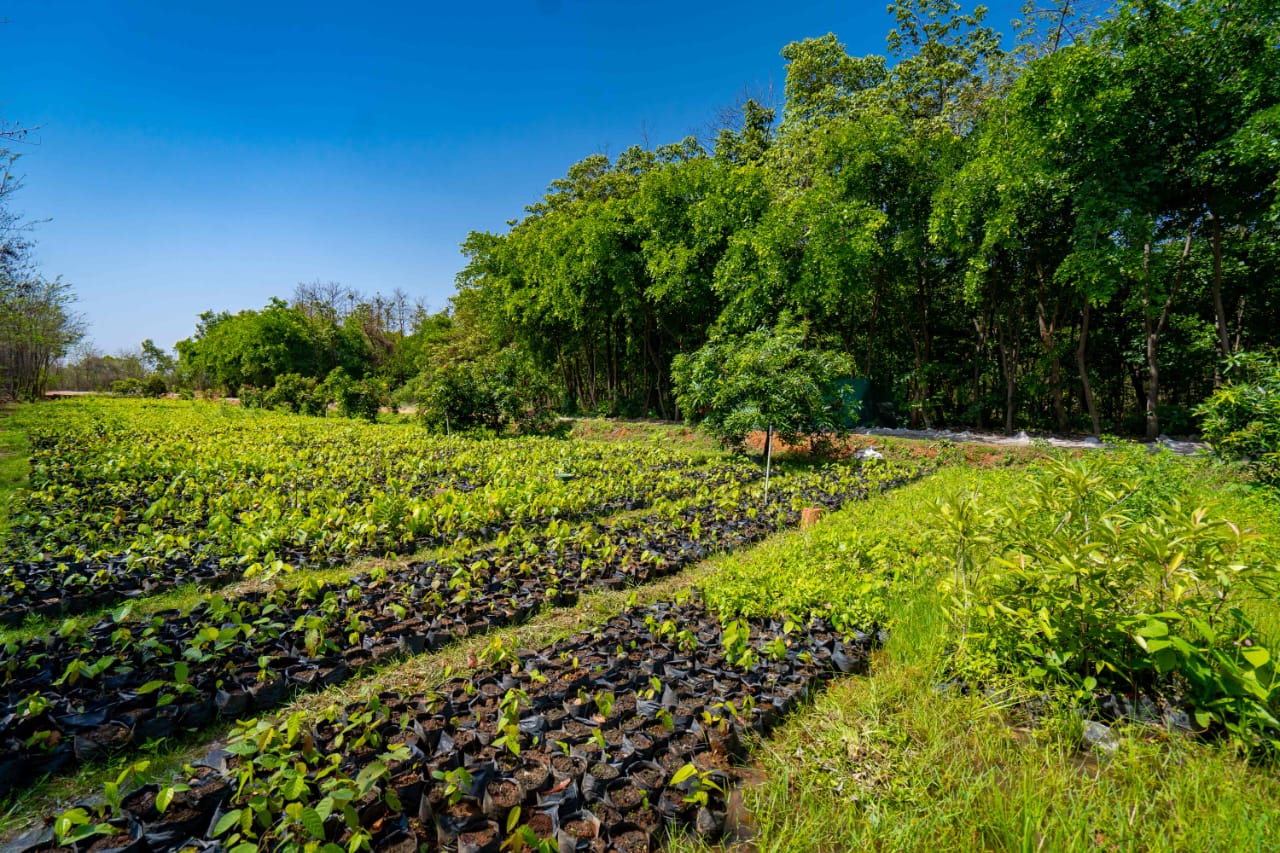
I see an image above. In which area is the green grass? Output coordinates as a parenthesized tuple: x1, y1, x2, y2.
(0, 405, 30, 539)
(702, 465, 1001, 629)
(670, 452, 1280, 853)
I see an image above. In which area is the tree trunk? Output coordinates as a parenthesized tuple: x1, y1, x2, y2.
(1076, 302, 1101, 436)
(1143, 228, 1194, 440)
(972, 313, 988, 430)
(1035, 257, 1067, 432)
(915, 267, 933, 429)
(996, 317, 1019, 435)
(865, 269, 884, 377)
(1209, 211, 1230, 386)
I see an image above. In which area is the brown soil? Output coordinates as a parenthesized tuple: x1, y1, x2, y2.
(525, 810, 555, 839)
(609, 782, 644, 810)
(458, 824, 498, 846)
(486, 779, 521, 808)
(612, 827, 650, 853)
(563, 817, 598, 839)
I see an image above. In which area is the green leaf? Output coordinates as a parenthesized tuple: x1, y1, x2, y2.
(213, 809, 244, 837)
(1242, 646, 1271, 668)
(283, 771, 307, 801)
(355, 760, 387, 793)
(1136, 619, 1169, 638)
(136, 680, 167, 695)
(300, 806, 325, 839)
(156, 786, 174, 813)
(670, 763, 699, 786)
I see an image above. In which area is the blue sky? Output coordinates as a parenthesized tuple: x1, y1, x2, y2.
(1, 1, 1024, 355)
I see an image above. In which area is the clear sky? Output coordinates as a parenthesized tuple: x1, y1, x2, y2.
(1, 0, 1025, 355)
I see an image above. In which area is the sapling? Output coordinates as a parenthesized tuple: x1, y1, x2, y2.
(671, 763, 722, 808)
(432, 766, 474, 806)
(52, 807, 112, 847)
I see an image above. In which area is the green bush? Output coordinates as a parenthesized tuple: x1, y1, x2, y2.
(141, 375, 168, 398)
(261, 373, 330, 416)
(110, 378, 145, 397)
(939, 455, 1280, 753)
(321, 368, 384, 422)
(416, 349, 561, 437)
(421, 362, 500, 433)
(1196, 351, 1280, 484)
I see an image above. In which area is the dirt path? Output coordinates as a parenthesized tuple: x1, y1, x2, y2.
(744, 426, 1208, 463)
(858, 425, 1207, 455)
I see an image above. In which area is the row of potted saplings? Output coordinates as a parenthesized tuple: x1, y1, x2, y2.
(22, 594, 876, 853)
(0, 457, 758, 626)
(0, 463, 901, 798)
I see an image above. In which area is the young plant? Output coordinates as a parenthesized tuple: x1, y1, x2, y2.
(431, 766, 475, 807)
(670, 762, 723, 808)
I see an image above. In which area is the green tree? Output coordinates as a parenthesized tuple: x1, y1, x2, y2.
(671, 322, 851, 450)
(0, 277, 84, 401)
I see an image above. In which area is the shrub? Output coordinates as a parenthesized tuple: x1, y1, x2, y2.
(110, 378, 145, 397)
(141, 375, 168, 398)
(261, 373, 330, 416)
(1196, 350, 1280, 484)
(939, 455, 1280, 753)
(416, 349, 562, 437)
(420, 362, 500, 433)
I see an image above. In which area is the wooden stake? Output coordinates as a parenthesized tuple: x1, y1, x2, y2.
(763, 422, 773, 504)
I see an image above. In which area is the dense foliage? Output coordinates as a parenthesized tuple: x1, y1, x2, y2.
(937, 452, 1280, 753)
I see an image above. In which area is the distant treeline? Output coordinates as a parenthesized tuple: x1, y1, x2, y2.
(57, 0, 1280, 438)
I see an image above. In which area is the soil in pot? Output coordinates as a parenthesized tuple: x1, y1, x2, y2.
(457, 819, 501, 853)
(514, 761, 551, 795)
(482, 778, 523, 821)
(524, 809, 556, 840)
(609, 822, 651, 853)
(605, 779, 645, 812)
(582, 762, 620, 801)
(559, 810, 600, 841)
